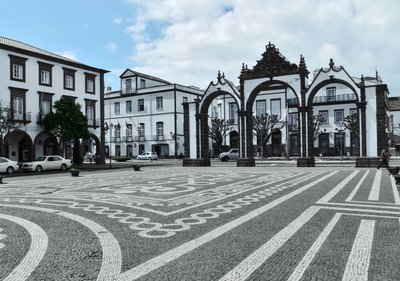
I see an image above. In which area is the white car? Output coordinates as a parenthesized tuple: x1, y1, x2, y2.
(137, 152, 158, 160)
(219, 149, 239, 161)
(0, 157, 20, 174)
(21, 155, 72, 172)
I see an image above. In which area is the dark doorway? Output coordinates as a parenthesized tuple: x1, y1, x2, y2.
(271, 129, 282, 156)
(290, 133, 300, 156)
(230, 131, 239, 148)
(319, 133, 329, 156)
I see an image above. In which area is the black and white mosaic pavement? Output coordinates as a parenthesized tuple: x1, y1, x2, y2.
(0, 166, 399, 280)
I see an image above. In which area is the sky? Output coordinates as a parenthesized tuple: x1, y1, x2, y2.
(1, 0, 399, 95)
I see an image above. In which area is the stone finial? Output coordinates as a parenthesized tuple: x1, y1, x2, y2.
(329, 58, 335, 69)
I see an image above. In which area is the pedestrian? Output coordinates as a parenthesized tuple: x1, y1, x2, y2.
(377, 146, 391, 170)
(85, 151, 93, 164)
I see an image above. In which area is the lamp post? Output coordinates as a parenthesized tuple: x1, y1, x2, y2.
(335, 122, 346, 161)
(71, 139, 74, 164)
(105, 122, 113, 168)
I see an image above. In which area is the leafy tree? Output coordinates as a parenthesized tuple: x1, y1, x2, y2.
(208, 118, 232, 155)
(0, 101, 15, 156)
(253, 113, 280, 158)
(43, 98, 89, 162)
(43, 98, 89, 139)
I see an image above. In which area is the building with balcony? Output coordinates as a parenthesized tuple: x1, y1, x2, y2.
(104, 69, 203, 158)
(0, 36, 108, 162)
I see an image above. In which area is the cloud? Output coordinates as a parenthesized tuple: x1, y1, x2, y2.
(57, 50, 78, 61)
(121, 0, 400, 94)
(113, 17, 123, 25)
(105, 42, 119, 54)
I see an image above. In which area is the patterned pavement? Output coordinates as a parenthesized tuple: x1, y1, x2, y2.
(0, 165, 399, 280)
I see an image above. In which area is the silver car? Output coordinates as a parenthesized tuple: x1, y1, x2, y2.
(0, 157, 20, 174)
(219, 149, 239, 161)
(137, 152, 158, 160)
(22, 155, 72, 172)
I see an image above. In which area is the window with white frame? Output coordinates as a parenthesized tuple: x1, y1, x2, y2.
(114, 125, 121, 139)
(126, 124, 133, 138)
(86, 105, 95, 125)
(319, 110, 329, 123)
(40, 70, 50, 85)
(63, 68, 76, 90)
(85, 73, 96, 94)
(65, 75, 73, 89)
(13, 64, 23, 80)
(9, 55, 27, 82)
(229, 102, 238, 124)
(42, 100, 51, 116)
(126, 79, 132, 93)
(13, 96, 24, 120)
(326, 87, 336, 101)
(271, 99, 281, 119)
(334, 109, 344, 123)
(256, 100, 266, 116)
(38, 92, 52, 122)
(126, 100, 132, 113)
(38, 62, 53, 86)
(156, 122, 164, 139)
(156, 97, 163, 110)
(114, 102, 120, 115)
(138, 123, 145, 138)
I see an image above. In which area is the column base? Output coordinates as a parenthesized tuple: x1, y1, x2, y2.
(297, 157, 315, 167)
(182, 158, 211, 167)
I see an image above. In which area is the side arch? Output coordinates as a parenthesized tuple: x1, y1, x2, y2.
(306, 78, 361, 157)
(4, 130, 34, 161)
(198, 89, 241, 161)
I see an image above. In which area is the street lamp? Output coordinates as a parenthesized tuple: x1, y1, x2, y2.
(104, 122, 113, 168)
(335, 122, 346, 161)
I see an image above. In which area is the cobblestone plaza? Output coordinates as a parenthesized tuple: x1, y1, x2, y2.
(0, 164, 399, 280)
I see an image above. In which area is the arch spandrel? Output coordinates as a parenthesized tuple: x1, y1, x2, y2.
(245, 79, 300, 111)
(199, 80, 241, 111)
(306, 78, 360, 107)
(306, 63, 361, 106)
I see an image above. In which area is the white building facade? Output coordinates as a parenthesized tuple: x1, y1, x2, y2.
(0, 36, 108, 163)
(104, 69, 203, 158)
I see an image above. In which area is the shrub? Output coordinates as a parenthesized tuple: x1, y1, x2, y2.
(113, 156, 131, 162)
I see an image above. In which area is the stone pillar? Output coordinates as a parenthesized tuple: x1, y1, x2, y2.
(183, 102, 190, 158)
(238, 110, 255, 167)
(376, 84, 388, 155)
(359, 76, 367, 157)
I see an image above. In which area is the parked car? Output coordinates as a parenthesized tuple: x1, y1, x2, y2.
(137, 152, 158, 160)
(21, 155, 72, 172)
(0, 157, 20, 174)
(219, 149, 239, 161)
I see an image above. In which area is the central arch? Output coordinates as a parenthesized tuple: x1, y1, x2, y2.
(245, 80, 300, 160)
